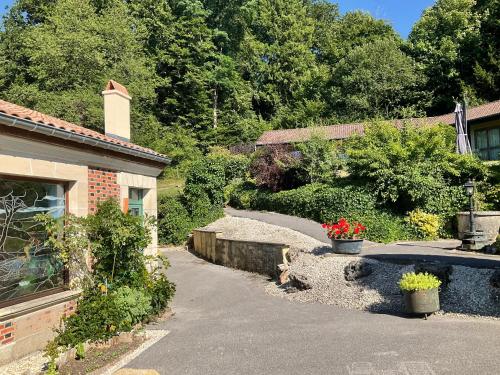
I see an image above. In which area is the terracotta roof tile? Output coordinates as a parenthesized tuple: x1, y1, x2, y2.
(0, 99, 166, 161)
(256, 99, 500, 145)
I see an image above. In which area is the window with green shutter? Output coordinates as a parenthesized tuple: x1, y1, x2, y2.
(128, 188, 144, 217)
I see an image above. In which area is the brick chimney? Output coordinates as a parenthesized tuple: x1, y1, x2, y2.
(102, 80, 131, 141)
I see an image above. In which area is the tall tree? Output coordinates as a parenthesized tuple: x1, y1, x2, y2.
(239, 0, 320, 129)
(332, 38, 428, 121)
(408, 0, 482, 114)
(0, 0, 156, 136)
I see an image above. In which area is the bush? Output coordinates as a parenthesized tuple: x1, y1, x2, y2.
(85, 200, 151, 288)
(346, 122, 487, 215)
(158, 195, 192, 245)
(249, 145, 306, 192)
(295, 133, 342, 184)
(42, 200, 175, 352)
(399, 272, 442, 292)
(406, 209, 441, 240)
(228, 182, 413, 243)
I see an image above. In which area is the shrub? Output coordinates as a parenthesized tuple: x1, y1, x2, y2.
(399, 272, 442, 292)
(183, 157, 226, 213)
(85, 200, 152, 288)
(111, 286, 152, 331)
(249, 145, 306, 192)
(346, 122, 487, 215)
(207, 147, 250, 183)
(406, 209, 441, 240)
(228, 182, 413, 243)
(158, 195, 192, 245)
(295, 133, 342, 184)
(43, 200, 175, 352)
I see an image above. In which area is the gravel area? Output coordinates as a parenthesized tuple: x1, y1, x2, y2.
(206, 216, 500, 319)
(203, 216, 329, 255)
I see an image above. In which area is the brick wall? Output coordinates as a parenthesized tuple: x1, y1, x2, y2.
(0, 321, 15, 345)
(88, 168, 120, 213)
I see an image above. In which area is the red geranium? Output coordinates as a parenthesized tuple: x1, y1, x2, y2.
(322, 218, 366, 240)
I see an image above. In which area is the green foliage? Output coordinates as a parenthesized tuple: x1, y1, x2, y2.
(399, 272, 442, 292)
(86, 200, 152, 287)
(408, 0, 499, 113)
(43, 200, 175, 353)
(332, 38, 428, 120)
(111, 286, 152, 330)
(157, 154, 238, 245)
(406, 210, 441, 240)
(36, 213, 91, 289)
(228, 181, 413, 243)
(296, 133, 342, 184)
(158, 195, 192, 245)
(346, 122, 487, 218)
(75, 342, 85, 360)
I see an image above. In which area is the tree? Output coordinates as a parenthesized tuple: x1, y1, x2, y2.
(0, 0, 157, 135)
(332, 38, 428, 121)
(239, 0, 319, 128)
(296, 132, 341, 184)
(408, 0, 482, 114)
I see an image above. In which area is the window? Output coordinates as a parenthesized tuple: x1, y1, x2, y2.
(128, 188, 144, 217)
(0, 178, 66, 307)
(474, 127, 500, 160)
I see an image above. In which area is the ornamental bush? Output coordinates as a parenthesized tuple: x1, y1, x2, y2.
(406, 209, 441, 240)
(399, 272, 442, 292)
(158, 195, 192, 245)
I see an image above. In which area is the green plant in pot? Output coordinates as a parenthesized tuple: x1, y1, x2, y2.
(322, 218, 366, 254)
(399, 272, 442, 316)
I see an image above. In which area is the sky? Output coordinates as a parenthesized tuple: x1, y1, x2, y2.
(0, 0, 435, 38)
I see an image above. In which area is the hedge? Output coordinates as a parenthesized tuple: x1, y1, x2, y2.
(228, 182, 414, 243)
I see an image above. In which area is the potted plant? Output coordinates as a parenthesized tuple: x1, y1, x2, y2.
(399, 272, 441, 316)
(322, 218, 366, 254)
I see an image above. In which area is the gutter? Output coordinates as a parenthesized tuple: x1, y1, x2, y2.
(0, 113, 170, 165)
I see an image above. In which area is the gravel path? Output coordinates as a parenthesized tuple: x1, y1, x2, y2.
(205, 216, 500, 319)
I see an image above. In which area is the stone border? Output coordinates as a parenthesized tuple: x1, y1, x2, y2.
(93, 329, 169, 375)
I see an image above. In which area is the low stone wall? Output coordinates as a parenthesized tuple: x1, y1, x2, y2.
(192, 229, 289, 279)
(0, 291, 79, 365)
(457, 211, 500, 243)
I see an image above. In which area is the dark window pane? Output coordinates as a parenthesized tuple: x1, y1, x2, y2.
(0, 179, 65, 304)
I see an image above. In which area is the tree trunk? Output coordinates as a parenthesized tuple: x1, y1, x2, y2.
(213, 87, 218, 129)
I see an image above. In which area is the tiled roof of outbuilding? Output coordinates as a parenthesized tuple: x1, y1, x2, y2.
(0, 99, 168, 163)
(256, 99, 500, 146)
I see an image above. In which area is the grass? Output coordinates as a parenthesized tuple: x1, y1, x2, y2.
(157, 177, 185, 197)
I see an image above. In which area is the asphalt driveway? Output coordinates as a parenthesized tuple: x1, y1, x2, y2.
(127, 250, 500, 375)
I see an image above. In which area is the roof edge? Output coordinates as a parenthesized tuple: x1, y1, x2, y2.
(0, 112, 170, 166)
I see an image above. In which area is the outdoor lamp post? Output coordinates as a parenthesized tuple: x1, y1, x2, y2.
(464, 179, 475, 233)
(459, 179, 487, 251)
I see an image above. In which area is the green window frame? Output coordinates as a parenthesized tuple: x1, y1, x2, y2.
(128, 188, 144, 217)
(474, 127, 500, 160)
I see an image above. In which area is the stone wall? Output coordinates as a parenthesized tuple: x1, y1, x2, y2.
(457, 211, 500, 243)
(192, 229, 289, 278)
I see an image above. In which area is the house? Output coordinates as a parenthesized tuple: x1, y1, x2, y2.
(256, 100, 500, 161)
(0, 80, 169, 364)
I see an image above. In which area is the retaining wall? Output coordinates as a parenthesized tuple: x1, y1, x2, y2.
(192, 229, 289, 278)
